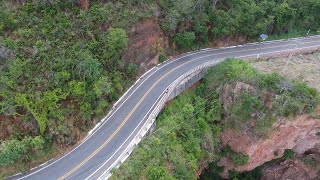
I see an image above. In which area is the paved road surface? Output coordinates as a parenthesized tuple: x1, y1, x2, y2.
(13, 36, 320, 180)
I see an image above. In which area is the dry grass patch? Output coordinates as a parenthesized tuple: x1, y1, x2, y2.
(250, 53, 320, 91)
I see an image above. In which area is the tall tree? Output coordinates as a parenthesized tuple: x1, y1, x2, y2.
(106, 28, 128, 68)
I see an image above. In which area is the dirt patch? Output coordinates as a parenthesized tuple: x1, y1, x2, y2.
(261, 153, 320, 180)
(210, 35, 248, 48)
(0, 115, 38, 141)
(123, 19, 169, 75)
(79, 0, 89, 11)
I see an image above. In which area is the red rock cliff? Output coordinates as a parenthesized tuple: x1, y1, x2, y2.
(219, 110, 320, 177)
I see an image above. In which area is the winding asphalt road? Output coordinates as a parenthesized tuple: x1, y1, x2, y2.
(13, 36, 320, 180)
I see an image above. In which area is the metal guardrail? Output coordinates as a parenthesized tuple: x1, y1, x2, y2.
(98, 59, 224, 179)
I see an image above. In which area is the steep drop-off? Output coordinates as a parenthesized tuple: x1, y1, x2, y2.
(111, 58, 319, 179)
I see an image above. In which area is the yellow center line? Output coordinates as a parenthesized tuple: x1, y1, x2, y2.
(58, 39, 320, 180)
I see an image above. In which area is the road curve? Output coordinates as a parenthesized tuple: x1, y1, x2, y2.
(13, 36, 320, 180)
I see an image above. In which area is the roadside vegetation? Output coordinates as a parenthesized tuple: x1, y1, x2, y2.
(111, 59, 319, 179)
(0, 0, 149, 176)
(0, 0, 320, 177)
(159, 0, 320, 51)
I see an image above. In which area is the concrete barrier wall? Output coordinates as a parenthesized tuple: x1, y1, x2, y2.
(168, 67, 207, 101)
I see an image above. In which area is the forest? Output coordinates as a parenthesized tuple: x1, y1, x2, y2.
(0, 0, 320, 177)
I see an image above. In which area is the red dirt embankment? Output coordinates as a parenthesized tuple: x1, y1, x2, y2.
(123, 19, 169, 75)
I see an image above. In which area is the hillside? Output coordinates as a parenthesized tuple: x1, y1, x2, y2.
(111, 58, 320, 179)
(1, 0, 320, 178)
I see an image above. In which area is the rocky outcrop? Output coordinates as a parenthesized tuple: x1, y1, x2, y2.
(261, 145, 320, 180)
(261, 158, 320, 180)
(123, 19, 168, 75)
(219, 111, 320, 177)
(220, 82, 275, 117)
(215, 81, 320, 178)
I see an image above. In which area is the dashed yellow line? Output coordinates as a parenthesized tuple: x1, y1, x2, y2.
(59, 39, 320, 179)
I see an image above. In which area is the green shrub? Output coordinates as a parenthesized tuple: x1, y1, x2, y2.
(258, 73, 285, 93)
(0, 135, 48, 167)
(0, 137, 32, 166)
(204, 59, 257, 92)
(0, 24, 4, 35)
(159, 54, 166, 63)
(31, 136, 45, 151)
(126, 63, 138, 78)
(229, 167, 262, 180)
(146, 166, 171, 180)
(281, 149, 295, 160)
(106, 28, 128, 61)
(175, 32, 196, 50)
(95, 100, 109, 116)
(3, 38, 15, 49)
(0, 11, 16, 32)
(194, 25, 209, 45)
(199, 163, 224, 180)
(232, 153, 249, 166)
(68, 81, 86, 98)
(230, 92, 264, 121)
(93, 76, 113, 98)
(255, 116, 277, 135)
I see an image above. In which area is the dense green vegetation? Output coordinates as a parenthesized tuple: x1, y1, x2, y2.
(0, 0, 151, 173)
(159, 0, 320, 50)
(0, 0, 319, 177)
(111, 84, 223, 180)
(205, 60, 319, 137)
(111, 59, 319, 179)
(0, 136, 46, 167)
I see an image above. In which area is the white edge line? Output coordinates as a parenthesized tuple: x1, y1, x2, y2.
(96, 60, 225, 179)
(96, 77, 183, 179)
(237, 45, 320, 59)
(16, 47, 218, 179)
(246, 34, 320, 45)
(15, 36, 320, 179)
(84, 59, 224, 178)
(17, 65, 160, 179)
(97, 44, 320, 179)
(85, 88, 167, 180)
(85, 60, 225, 179)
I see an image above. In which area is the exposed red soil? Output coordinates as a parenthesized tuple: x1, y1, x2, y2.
(123, 19, 169, 75)
(219, 109, 320, 178)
